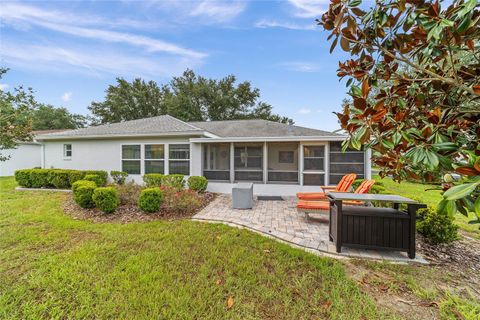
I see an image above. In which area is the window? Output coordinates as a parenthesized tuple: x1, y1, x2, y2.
(169, 144, 190, 175)
(145, 144, 164, 174)
(122, 145, 141, 174)
(63, 144, 72, 158)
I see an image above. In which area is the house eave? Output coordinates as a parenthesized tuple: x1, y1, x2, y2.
(36, 131, 210, 141)
(189, 136, 347, 143)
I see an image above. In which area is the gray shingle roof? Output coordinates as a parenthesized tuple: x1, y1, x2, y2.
(189, 119, 341, 138)
(39, 115, 203, 138)
(37, 115, 341, 139)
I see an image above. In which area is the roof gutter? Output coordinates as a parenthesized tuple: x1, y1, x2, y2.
(189, 135, 347, 143)
(36, 130, 210, 141)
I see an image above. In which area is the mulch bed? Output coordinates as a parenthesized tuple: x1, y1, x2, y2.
(417, 232, 480, 285)
(63, 192, 216, 223)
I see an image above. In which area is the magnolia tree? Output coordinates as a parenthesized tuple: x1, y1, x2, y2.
(319, 0, 480, 222)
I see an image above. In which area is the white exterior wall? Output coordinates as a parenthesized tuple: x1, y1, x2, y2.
(43, 137, 198, 183)
(39, 137, 371, 195)
(0, 143, 42, 176)
(190, 142, 203, 177)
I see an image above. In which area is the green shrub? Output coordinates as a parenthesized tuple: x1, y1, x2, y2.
(143, 173, 164, 187)
(110, 171, 128, 185)
(162, 174, 185, 190)
(417, 207, 459, 244)
(68, 171, 85, 185)
(14, 169, 108, 189)
(92, 187, 119, 213)
(187, 176, 208, 193)
(15, 169, 52, 188)
(47, 170, 71, 189)
(72, 180, 97, 208)
(84, 174, 103, 187)
(14, 169, 33, 187)
(83, 170, 108, 186)
(138, 188, 164, 213)
(29, 169, 50, 188)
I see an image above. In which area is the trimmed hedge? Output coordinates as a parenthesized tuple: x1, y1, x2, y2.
(187, 176, 208, 193)
(15, 169, 49, 188)
(92, 187, 119, 213)
(110, 171, 128, 185)
(138, 188, 164, 213)
(72, 180, 97, 208)
(84, 174, 103, 187)
(83, 170, 108, 186)
(68, 171, 85, 185)
(162, 174, 185, 190)
(14, 169, 108, 189)
(48, 170, 71, 189)
(143, 173, 164, 187)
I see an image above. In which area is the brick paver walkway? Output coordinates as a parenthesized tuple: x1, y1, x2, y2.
(193, 195, 427, 264)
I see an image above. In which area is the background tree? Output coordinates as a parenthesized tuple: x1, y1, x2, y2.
(89, 78, 167, 124)
(319, 0, 479, 221)
(30, 104, 88, 130)
(0, 68, 37, 161)
(89, 70, 292, 124)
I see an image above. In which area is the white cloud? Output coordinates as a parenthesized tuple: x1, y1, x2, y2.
(136, 0, 246, 24)
(0, 3, 206, 59)
(38, 22, 206, 59)
(2, 41, 201, 78)
(0, 84, 9, 90)
(254, 19, 316, 30)
(297, 108, 312, 114)
(287, 0, 329, 18)
(190, 1, 246, 23)
(280, 61, 321, 72)
(61, 91, 72, 102)
(0, 2, 161, 30)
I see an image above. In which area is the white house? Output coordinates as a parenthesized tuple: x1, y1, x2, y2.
(0, 130, 68, 177)
(32, 115, 371, 195)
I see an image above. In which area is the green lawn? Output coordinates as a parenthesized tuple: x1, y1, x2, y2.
(1, 176, 478, 319)
(374, 175, 480, 238)
(0, 177, 389, 319)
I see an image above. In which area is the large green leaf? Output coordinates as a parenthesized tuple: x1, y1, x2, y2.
(474, 197, 480, 215)
(424, 149, 439, 169)
(443, 182, 480, 201)
(445, 200, 457, 216)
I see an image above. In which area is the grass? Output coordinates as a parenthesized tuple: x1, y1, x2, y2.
(373, 175, 480, 238)
(2, 176, 479, 319)
(0, 177, 390, 319)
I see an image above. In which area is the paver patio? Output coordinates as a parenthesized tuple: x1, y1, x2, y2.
(193, 195, 427, 264)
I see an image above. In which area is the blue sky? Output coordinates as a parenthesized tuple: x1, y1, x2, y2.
(0, 0, 355, 131)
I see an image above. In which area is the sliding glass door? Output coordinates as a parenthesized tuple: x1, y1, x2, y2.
(234, 143, 263, 182)
(267, 142, 299, 183)
(203, 143, 230, 181)
(302, 145, 325, 185)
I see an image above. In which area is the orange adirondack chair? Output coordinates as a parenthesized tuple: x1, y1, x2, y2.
(296, 173, 357, 201)
(297, 179, 376, 214)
